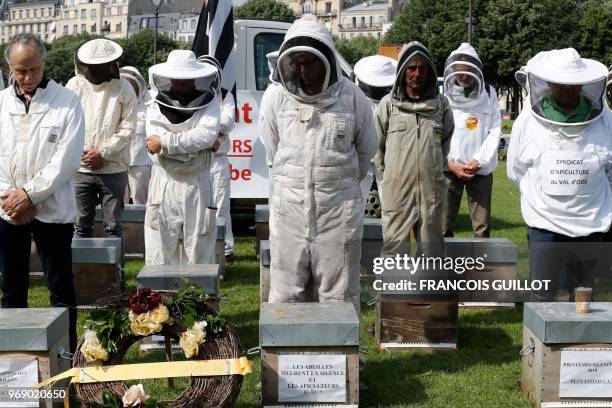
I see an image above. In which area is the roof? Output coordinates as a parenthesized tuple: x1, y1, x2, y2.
(128, 0, 201, 15)
(342, 1, 388, 14)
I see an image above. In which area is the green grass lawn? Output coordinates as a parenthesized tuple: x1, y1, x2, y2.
(24, 161, 538, 407)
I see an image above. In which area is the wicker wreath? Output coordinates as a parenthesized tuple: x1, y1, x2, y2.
(72, 289, 244, 408)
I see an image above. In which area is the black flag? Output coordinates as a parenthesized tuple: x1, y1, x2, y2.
(192, 0, 236, 108)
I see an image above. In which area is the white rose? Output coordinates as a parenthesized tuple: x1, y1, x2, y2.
(80, 330, 109, 363)
(193, 320, 207, 332)
(122, 383, 149, 407)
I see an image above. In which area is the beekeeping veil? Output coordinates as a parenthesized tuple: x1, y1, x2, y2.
(525, 48, 608, 126)
(149, 50, 220, 113)
(354, 54, 397, 103)
(275, 15, 341, 103)
(444, 43, 485, 107)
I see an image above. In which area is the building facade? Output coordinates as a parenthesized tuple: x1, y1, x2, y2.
(0, 0, 60, 44)
(59, 0, 129, 39)
(338, 1, 388, 39)
(127, 12, 180, 40)
(177, 12, 197, 43)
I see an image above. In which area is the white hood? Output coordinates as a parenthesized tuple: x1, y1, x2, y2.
(276, 15, 342, 103)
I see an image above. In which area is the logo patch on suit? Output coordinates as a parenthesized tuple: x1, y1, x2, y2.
(466, 116, 479, 131)
(48, 133, 58, 143)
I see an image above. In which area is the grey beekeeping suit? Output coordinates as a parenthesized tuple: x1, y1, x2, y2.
(260, 15, 377, 309)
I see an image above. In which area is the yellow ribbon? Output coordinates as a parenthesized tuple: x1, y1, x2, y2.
(34, 357, 253, 407)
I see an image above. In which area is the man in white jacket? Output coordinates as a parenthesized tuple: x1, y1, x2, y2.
(120, 66, 152, 205)
(0, 34, 85, 352)
(144, 50, 221, 265)
(507, 48, 612, 301)
(443, 43, 501, 238)
(67, 39, 137, 241)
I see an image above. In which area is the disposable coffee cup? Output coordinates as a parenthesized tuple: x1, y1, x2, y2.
(575, 287, 592, 314)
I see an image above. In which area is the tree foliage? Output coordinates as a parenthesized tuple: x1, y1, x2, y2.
(234, 0, 296, 22)
(333, 35, 380, 65)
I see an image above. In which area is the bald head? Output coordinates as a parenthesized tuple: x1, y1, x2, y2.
(5, 34, 46, 95)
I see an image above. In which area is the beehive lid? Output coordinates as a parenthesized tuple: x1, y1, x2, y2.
(445, 238, 517, 263)
(260, 303, 359, 347)
(72, 238, 121, 264)
(524, 302, 612, 344)
(136, 264, 220, 294)
(362, 218, 382, 240)
(260, 240, 271, 267)
(255, 204, 269, 223)
(0, 308, 68, 351)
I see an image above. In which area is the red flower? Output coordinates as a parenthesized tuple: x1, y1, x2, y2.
(129, 288, 162, 314)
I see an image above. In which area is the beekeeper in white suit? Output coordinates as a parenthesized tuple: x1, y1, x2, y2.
(260, 15, 377, 309)
(258, 50, 281, 199)
(353, 55, 396, 205)
(120, 66, 152, 205)
(144, 50, 221, 265)
(443, 43, 501, 238)
(507, 48, 612, 300)
(197, 55, 236, 261)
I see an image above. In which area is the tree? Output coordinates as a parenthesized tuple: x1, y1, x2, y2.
(574, 0, 612, 64)
(117, 30, 187, 81)
(234, 0, 296, 22)
(333, 36, 380, 65)
(44, 33, 98, 85)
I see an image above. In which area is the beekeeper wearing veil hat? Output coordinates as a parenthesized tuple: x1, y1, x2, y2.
(443, 43, 502, 238)
(144, 50, 222, 265)
(507, 48, 612, 301)
(353, 54, 397, 205)
(259, 15, 377, 309)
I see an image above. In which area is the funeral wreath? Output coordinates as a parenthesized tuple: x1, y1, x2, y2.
(73, 285, 243, 407)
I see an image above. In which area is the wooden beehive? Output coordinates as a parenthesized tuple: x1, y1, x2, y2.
(136, 264, 221, 312)
(260, 303, 360, 407)
(446, 238, 517, 307)
(0, 308, 71, 408)
(72, 238, 121, 307)
(93, 204, 146, 259)
(376, 296, 458, 350)
(256, 204, 270, 259)
(260, 240, 271, 303)
(360, 218, 383, 303)
(521, 302, 612, 408)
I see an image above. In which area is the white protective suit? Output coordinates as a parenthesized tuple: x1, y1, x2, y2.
(66, 73, 136, 175)
(144, 50, 221, 265)
(120, 66, 153, 204)
(507, 48, 612, 237)
(445, 43, 502, 176)
(260, 15, 378, 309)
(0, 80, 85, 223)
(211, 93, 235, 256)
(258, 50, 281, 199)
(0, 71, 4, 90)
(353, 55, 397, 205)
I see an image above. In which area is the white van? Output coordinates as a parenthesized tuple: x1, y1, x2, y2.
(230, 19, 353, 200)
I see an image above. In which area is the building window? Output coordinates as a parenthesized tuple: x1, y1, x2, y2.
(115, 22, 121, 32)
(81, 23, 86, 32)
(91, 9, 96, 18)
(50, 8, 54, 17)
(64, 11, 69, 19)
(34, 9, 38, 18)
(91, 23, 96, 32)
(69, 0, 74, 7)
(360, 17, 365, 27)
(73, 25, 77, 34)
(191, 19, 196, 30)
(325, 2, 331, 13)
(105, 8, 110, 16)
(26, 10, 30, 19)
(254, 32, 285, 91)
(302, 2, 311, 14)
(63, 25, 68, 34)
(19, 11, 23, 19)
(352, 17, 356, 27)
(182, 21, 187, 30)
(81, 9, 86, 19)
(41, 8, 46, 17)
(379, 15, 384, 24)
